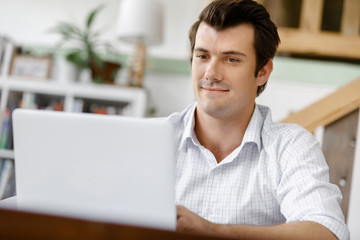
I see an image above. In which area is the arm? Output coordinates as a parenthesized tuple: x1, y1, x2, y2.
(176, 205, 337, 240)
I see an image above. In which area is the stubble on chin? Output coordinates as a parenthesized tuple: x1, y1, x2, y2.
(196, 95, 230, 119)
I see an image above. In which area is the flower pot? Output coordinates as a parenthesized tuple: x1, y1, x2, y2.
(90, 61, 121, 84)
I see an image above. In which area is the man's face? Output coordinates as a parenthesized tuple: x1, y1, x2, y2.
(192, 22, 265, 120)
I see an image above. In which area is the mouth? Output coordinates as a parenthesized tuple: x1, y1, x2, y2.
(201, 87, 229, 92)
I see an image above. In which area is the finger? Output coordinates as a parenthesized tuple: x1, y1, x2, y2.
(176, 205, 185, 215)
(176, 205, 184, 219)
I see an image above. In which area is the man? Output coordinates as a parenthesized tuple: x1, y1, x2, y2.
(168, 0, 350, 239)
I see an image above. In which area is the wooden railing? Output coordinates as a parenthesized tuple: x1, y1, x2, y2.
(257, 0, 360, 59)
(281, 77, 360, 133)
(281, 77, 360, 222)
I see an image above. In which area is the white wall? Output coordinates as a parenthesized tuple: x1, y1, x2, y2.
(147, 0, 206, 59)
(0, 0, 120, 46)
(144, 72, 194, 116)
(257, 79, 337, 121)
(0, 0, 206, 59)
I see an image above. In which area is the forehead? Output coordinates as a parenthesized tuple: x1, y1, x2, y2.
(195, 22, 255, 54)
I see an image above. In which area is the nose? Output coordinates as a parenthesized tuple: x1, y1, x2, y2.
(204, 59, 222, 82)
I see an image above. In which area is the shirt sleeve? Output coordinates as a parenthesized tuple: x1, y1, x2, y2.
(277, 127, 350, 240)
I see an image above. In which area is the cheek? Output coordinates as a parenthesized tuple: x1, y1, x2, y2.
(229, 71, 258, 92)
(191, 61, 201, 75)
(191, 62, 205, 83)
(192, 77, 200, 100)
(192, 76, 197, 90)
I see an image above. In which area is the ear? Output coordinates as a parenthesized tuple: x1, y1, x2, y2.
(256, 59, 273, 87)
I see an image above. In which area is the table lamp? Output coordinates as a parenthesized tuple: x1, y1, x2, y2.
(117, 0, 163, 87)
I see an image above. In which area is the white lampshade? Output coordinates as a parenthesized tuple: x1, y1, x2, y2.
(117, 0, 163, 46)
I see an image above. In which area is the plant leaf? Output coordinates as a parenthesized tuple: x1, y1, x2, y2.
(48, 22, 84, 43)
(86, 5, 104, 28)
(66, 51, 88, 69)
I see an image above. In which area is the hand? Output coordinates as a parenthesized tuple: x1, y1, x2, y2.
(176, 205, 218, 235)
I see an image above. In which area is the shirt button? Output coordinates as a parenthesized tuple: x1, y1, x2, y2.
(206, 208, 214, 216)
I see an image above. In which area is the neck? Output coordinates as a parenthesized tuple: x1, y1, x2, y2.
(194, 103, 255, 163)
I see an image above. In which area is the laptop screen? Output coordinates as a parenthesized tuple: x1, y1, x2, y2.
(13, 109, 176, 230)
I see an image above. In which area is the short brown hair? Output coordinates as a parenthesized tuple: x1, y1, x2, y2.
(189, 0, 280, 96)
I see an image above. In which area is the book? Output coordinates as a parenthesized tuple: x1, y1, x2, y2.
(21, 92, 36, 109)
(34, 94, 64, 111)
(0, 36, 6, 75)
(2, 161, 16, 199)
(0, 159, 14, 200)
(0, 92, 23, 149)
(0, 108, 11, 149)
(30, 94, 64, 111)
(0, 159, 4, 177)
(5, 108, 14, 149)
(81, 99, 129, 115)
(0, 39, 14, 77)
(73, 98, 84, 112)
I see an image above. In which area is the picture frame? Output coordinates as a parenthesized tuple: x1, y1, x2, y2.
(9, 53, 52, 79)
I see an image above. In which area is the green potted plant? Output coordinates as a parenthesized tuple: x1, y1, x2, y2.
(50, 5, 121, 84)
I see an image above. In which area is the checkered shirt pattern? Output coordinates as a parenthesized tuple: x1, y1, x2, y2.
(167, 102, 350, 240)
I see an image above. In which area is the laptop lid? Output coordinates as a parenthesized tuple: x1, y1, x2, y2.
(12, 108, 175, 230)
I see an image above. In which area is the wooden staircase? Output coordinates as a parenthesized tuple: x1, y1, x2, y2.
(281, 77, 360, 236)
(259, 0, 360, 60)
(282, 77, 360, 133)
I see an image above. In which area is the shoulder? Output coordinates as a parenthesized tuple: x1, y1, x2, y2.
(259, 105, 316, 146)
(258, 105, 320, 163)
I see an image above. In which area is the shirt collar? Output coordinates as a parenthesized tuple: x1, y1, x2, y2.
(179, 103, 264, 152)
(241, 104, 263, 152)
(179, 103, 197, 150)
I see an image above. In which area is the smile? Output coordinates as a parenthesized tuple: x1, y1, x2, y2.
(201, 87, 229, 92)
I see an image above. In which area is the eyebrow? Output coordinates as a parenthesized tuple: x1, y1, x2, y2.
(194, 47, 247, 58)
(194, 47, 209, 53)
(223, 51, 247, 58)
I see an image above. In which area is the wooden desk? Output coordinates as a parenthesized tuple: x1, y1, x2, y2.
(0, 207, 226, 240)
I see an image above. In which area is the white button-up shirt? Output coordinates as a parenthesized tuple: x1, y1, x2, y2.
(168, 102, 349, 240)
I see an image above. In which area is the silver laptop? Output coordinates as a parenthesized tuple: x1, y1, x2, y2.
(12, 109, 175, 230)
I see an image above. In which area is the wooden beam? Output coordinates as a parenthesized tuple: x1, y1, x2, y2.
(300, 0, 324, 33)
(341, 0, 360, 36)
(256, 0, 265, 4)
(278, 27, 360, 59)
(322, 109, 359, 222)
(261, 0, 283, 27)
(281, 77, 360, 133)
(347, 110, 360, 238)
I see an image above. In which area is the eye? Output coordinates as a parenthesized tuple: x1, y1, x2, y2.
(227, 57, 239, 63)
(196, 54, 208, 60)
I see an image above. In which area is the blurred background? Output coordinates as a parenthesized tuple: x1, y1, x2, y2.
(0, 0, 358, 119)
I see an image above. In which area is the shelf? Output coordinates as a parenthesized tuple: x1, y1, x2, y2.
(0, 77, 144, 99)
(0, 149, 14, 159)
(0, 76, 148, 161)
(0, 77, 147, 117)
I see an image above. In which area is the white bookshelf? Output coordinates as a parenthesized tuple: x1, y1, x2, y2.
(0, 76, 148, 160)
(0, 35, 148, 199)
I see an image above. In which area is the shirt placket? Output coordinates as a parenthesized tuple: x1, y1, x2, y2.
(202, 164, 223, 222)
